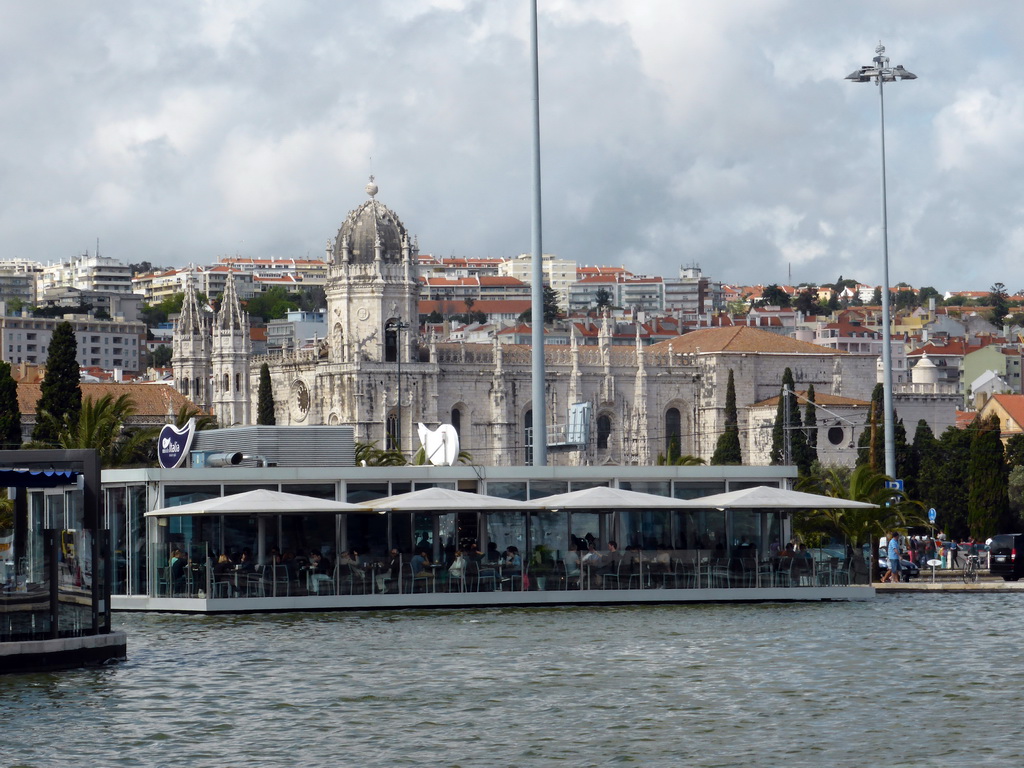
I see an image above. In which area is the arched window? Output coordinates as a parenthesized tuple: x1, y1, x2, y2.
(666, 407, 681, 453)
(597, 414, 612, 450)
(384, 324, 398, 363)
(451, 407, 462, 437)
(181, 378, 189, 396)
(222, 373, 229, 393)
(235, 372, 241, 392)
(524, 409, 533, 465)
(386, 414, 398, 450)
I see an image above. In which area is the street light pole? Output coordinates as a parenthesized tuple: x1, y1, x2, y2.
(846, 43, 916, 480)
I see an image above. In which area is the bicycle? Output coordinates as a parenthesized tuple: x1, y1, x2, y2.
(962, 554, 980, 584)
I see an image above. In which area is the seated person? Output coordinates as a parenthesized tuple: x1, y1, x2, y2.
(503, 546, 523, 586)
(563, 547, 582, 578)
(308, 551, 333, 593)
(169, 549, 188, 592)
(410, 550, 431, 576)
(377, 548, 401, 593)
(448, 551, 467, 580)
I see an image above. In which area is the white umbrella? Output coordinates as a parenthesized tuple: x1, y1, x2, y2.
(144, 488, 369, 517)
(677, 485, 878, 510)
(532, 486, 688, 510)
(358, 486, 541, 512)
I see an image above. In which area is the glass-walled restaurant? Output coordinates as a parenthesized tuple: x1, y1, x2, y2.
(100, 464, 867, 607)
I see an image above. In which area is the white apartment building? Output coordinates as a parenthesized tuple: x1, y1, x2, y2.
(0, 315, 146, 372)
(498, 253, 576, 311)
(40, 254, 134, 295)
(132, 267, 255, 304)
(0, 259, 42, 305)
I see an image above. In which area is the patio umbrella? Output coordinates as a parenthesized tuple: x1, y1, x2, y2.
(144, 488, 369, 517)
(358, 486, 541, 512)
(532, 486, 689, 510)
(676, 485, 878, 510)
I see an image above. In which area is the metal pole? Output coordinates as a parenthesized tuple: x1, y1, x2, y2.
(529, 0, 547, 465)
(396, 322, 402, 454)
(877, 75, 896, 480)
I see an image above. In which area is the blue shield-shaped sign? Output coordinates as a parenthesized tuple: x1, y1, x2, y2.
(157, 419, 197, 469)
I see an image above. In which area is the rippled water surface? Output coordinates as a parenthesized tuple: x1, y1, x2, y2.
(2, 594, 1022, 767)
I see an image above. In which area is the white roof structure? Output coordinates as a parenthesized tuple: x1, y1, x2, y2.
(358, 487, 540, 512)
(532, 486, 688, 509)
(144, 488, 367, 517)
(676, 485, 877, 510)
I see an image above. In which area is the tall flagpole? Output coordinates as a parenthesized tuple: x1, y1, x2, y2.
(529, 0, 547, 466)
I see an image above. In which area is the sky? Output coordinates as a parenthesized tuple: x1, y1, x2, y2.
(2, 0, 1023, 294)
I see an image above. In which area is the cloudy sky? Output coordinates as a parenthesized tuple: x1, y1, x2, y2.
(2, 1, 1022, 294)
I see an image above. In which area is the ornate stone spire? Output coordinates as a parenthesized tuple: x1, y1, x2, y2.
(216, 270, 248, 331)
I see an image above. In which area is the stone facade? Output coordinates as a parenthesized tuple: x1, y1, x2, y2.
(173, 181, 883, 466)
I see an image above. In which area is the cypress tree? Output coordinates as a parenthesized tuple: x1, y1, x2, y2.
(0, 361, 22, 448)
(857, 384, 885, 472)
(256, 362, 276, 425)
(32, 321, 82, 445)
(770, 368, 803, 466)
(968, 414, 1010, 540)
(801, 384, 818, 471)
(711, 369, 742, 465)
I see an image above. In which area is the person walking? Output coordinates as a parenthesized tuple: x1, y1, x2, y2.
(949, 538, 960, 569)
(882, 533, 901, 583)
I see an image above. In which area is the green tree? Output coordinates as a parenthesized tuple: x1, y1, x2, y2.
(918, 286, 941, 306)
(793, 288, 824, 315)
(988, 282, 1010, 324)
(244, 286, 298, 321)
(150, 345, 172, 368)
(355, 441, 408, 467)
(35, 394, 156, 467)
(594, 287, 613, 311)
(968, 414, 1011, 539)
(656, 435, 705, 465)
(257, 363, 276, 425)
(907, 419, 937, 501)
(757, 284, 791, 308)
(0, 361, 22, 449)
(1005, 433, 1024, 469)
(795, 463, 925, 582)
(870, 286, 883, 306)
(517, 284, 562, 325)
(172, 404, 218, 432)
(32, 321, 82, 445)
(770, 368, 805, 468)
(711, 369, 742, 465)
(803, 384, 818, 469)
(918, 425, 972, 537)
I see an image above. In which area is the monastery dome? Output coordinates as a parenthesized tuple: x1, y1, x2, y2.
(333, 177, 410, 265)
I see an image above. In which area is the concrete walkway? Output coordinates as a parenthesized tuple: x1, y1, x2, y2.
(876, 571, 1024, 592)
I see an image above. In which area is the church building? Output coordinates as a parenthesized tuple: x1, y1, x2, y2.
(172, 180, 880, 466)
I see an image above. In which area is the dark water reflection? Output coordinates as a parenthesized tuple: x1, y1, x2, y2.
(2, 594, 1022, 767)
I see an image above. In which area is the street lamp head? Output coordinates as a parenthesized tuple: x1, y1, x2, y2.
(847, 43, 916, 84)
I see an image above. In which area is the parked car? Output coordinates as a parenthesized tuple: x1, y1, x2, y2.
(877, 555, 920, 581)
(988, 533, 1024, 581)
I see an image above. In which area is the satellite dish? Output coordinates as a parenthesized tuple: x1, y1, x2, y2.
(418, 423, 460, 466)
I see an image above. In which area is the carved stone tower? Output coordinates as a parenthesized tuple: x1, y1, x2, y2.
(325, 177, 419, 367)
(171, 269, 211, 411)
(211, 271, 252, 426)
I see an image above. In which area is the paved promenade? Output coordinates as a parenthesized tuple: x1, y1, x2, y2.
(876, 568, 1024, 592)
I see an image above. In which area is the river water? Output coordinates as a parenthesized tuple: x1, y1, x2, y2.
(2, 593, 1020, 767)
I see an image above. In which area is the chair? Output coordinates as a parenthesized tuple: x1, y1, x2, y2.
(264, 564, 290, 596)
(709, 558, 732, 588)
(403, 562, 434, 593)
(342, 563, 368, 595)
(560, 560, 582, 590)
(245, 567, 265, 597)
(774, 558, 794, 587)
(447, 564, 467, 592)
(475, 562, 498, 592)
(756, 559, 774, 588)
(603, 557, 628, 590)
(307, 568, 335, 595)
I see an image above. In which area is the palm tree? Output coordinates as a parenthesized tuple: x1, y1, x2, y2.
(172, 404, 218, 431)
(34, 394, 157, 468)
(656, 435, 706, 466)
(795, 463, 926, 580)
(355, 441, 408, 467)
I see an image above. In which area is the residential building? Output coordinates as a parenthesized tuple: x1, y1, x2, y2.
(0, 315, 146, 372)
